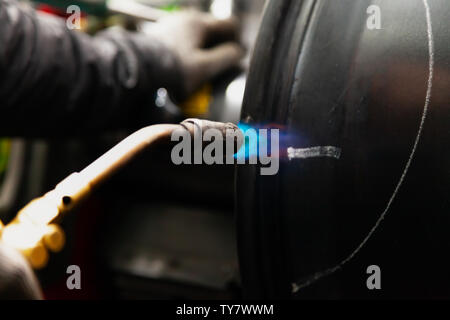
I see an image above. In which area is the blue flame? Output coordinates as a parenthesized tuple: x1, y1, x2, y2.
(234, 122, 298, 161)
(234, 123, 270, 161)
(235, 123, 258, 160)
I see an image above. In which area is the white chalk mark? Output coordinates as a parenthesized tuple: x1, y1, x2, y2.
(292, 0, 435, 294)
(287, 146, 341, 160)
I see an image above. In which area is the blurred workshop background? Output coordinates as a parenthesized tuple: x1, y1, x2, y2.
(0, 0, 266, 299)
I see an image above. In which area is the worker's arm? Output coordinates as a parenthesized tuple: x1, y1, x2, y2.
(0, 0, 243, 135)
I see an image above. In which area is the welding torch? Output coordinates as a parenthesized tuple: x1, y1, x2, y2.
(0, 119, 243, 269)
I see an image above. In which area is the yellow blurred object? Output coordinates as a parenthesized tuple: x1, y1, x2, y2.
(0, 172, 89, 269)
(43, 224, 65, 253)
(0, 222, 50, 269)
(23, 243, 49, 270)
(0, 222, 64, 269)
(181, 84, 213, 117)
(79, 17, 89, 32)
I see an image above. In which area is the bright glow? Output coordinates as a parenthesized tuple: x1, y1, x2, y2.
(17, 195, 59, 226)
(156, 88, 168, 107)
(1, 223, 46, 250)
(226, 76, 246, 108)
(210, 0, 233, 19)
(234, 123, 260, 160)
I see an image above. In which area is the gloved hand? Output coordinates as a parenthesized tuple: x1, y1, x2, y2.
(145, 11, 245, 97)
(0, 242, 43, 300)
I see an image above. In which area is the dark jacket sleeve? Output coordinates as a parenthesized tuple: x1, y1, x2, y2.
(0, 0, 184, 136)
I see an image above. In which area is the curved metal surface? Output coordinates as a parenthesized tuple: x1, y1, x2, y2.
(238, 0, 450, 299)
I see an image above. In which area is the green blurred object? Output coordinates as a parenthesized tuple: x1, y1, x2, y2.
(160, 3, 181, 12)
(0, 139, 11, 182)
